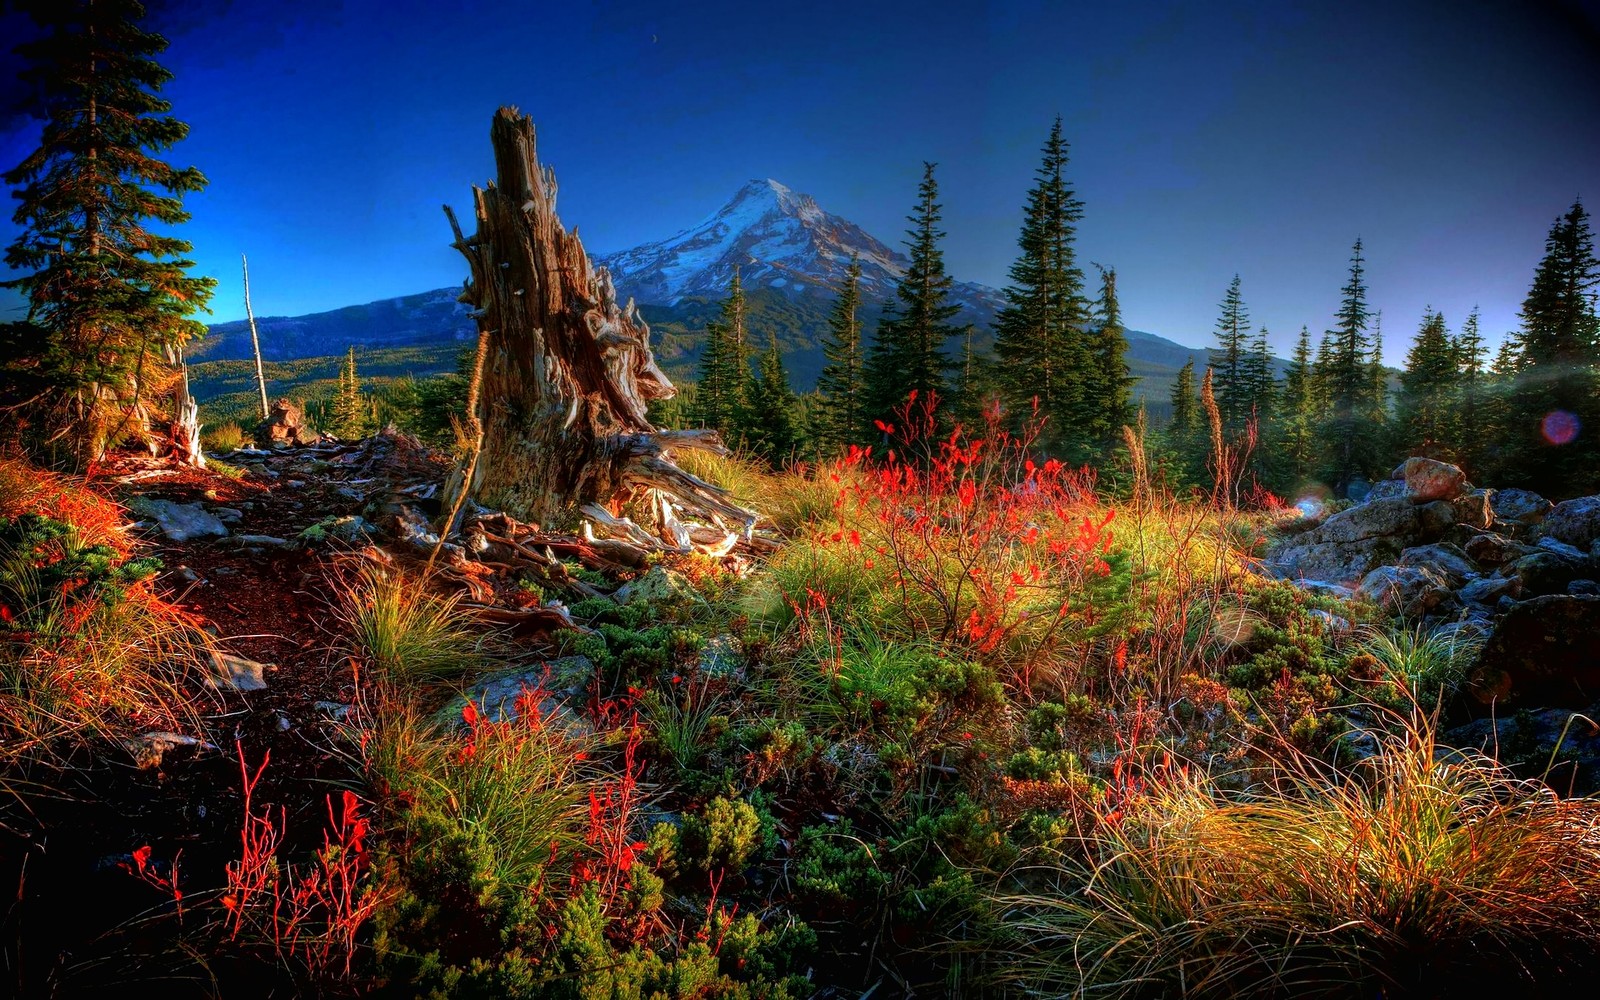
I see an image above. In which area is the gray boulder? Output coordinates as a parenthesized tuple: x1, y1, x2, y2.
(206, 651, 269, 692)
(1365, 479, 1408, 503)
(1468, 595, 1600, 708)
(1463, 532, 1530, 568)
(1489, 488, 1552, 526)
(1459, 575, 1519, 607)
(1416, 500, 1457, 541)
(1396, 457, 1467, 502)
(1506, 549, 1590, 598)
(136, 499, 228, 542)
(1356, 565, 1453, 618)
(1448, 490, 1493, 531)
(436, 656, 596, 733)
(1540, 496, 1600, 551)
(1397, 542, 1479, 587)
(1444, 707, 1600, 795)
(613, 565, 699, 606)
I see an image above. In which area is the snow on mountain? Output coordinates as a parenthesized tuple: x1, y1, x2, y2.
(594, 178, 1004, 320)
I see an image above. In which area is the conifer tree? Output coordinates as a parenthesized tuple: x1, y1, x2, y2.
(817, 254, 866, 450)
(991, 118, 1091, 459)
(1449, 306, 1487, 470)
(1209, 275, 1253, 434)
(1087, 264, 1134, 450)
(865, 163, 962, 431)
(744, 331, 802, 466)
(1277, 326, 1318, 488)
(1163, 357, 1204, 487)
(1316, 238, 1377, 494)
(1396, 309, 1457, 457)
(331, 345, 368, 439)
(1502, 200, 1600, 495)
(691, 269, 751, 436)
(2, 0, 215, 464)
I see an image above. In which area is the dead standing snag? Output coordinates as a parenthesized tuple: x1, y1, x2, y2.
(443, 108, 757, 561)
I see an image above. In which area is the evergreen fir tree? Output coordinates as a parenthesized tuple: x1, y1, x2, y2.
(1449, 306, 1487, 470)
(2, 0, 215, 464)
(1209, 275, 1253, 434)
(991, 118, 1092, 459)
(816, 254, 866, 450)
(1316, 238, 1378, 495)
(1163, 357, 1204, 487)
(1396, 309, 1457, 457)
(1503, 200, 1600, 495)
(744, 331, 802, 466)
(1087, 264, 1134, 450)
(1367, 317, 1390, 436)
(864, 163, 963, 432)
(691, 269, 751, 436)
(332, 345, 368, 439)
(1277, 326, 1318, 488)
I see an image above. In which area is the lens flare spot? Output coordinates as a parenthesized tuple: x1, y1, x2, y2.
(1541, 410, 1580, 446)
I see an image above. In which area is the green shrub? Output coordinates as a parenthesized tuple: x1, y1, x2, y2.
(677, 795, 773, 874)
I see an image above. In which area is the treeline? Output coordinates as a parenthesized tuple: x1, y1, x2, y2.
(676, 119, 1135, 470)
(668, 116, 1599, 501)
(1162, 203, 1599, 501)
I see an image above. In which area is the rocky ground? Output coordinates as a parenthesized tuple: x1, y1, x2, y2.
(1268, 456, 1600, 789)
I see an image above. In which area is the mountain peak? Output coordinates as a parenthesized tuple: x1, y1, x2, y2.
(596, 178, 901, 303)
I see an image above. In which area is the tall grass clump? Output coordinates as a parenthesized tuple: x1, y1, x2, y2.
(201, 421, 247, 453)
(989, 714, 1600, 998)
(1357, 621, 1485, 708)
(336, 564, 490, 683)
(0, 460, 207, 762)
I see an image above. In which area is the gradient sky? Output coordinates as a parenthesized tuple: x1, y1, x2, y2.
(2, 0, 1598, 360)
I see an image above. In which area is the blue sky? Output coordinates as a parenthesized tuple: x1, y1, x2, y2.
(2, 0, 1598, 359)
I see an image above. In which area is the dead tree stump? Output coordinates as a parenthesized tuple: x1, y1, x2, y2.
(446, 108, 754, 552)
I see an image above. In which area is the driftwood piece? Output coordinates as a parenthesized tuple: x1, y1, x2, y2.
(446, 107, 756, 556)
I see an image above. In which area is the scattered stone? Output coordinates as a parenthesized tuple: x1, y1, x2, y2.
(275, 712, 292, 732)
(1356, 564, 1453, 618)
(1569, 579, 1600, 597)
(698, 634, 746, 678)
(286, 479, 306, 489)
(1489, 488, 1552, 526)
(1468, 594, 1600, 708)
(297, 515, 378, 547)
(1396, 457, 1467, 502)
(314, 701, 354, 721)
(436, 657, 596, 735)
(1307, 609, 1353, 633)
(213, 506, 244, 523)
(122, 731, 213, 769)
(1288, 579, 1356, 600)
(1541, 497, 1600, 551)
(133, 498, 228, 542)
(613, 565, 699, 606)
(167, 565, 200, 584)
(206, 651, 270, 692)
(228, 534, 290, 549)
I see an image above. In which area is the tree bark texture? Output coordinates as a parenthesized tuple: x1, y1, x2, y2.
(448, 108, 754, 545)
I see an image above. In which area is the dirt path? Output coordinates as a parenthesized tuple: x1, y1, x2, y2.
(0, 445, 421, 997)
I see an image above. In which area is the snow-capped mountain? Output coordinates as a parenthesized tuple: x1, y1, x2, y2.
(595, 178, 1005, 321)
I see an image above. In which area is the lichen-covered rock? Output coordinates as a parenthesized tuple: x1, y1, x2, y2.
(1356, 565, 1453, 618)
(1463, 532, 1530, 568)
(1415, 500, 1457, 541)
(1459, 575, 1519, 607)
(1468, 595, 1600, 708)
(1489, 488, 1552, 526)
(613, 565, 699, 606)
(1396, 457, 1467, 502)
(1506, 549, 1591, 598)
(1540, 496, 1600, 551)
(1448, 489, 1493, 531)
(1397, 542, 1479, 587)
(132, 498, 228, 542)
(435, 656, 596, 733)
(256, 398, 321, 448)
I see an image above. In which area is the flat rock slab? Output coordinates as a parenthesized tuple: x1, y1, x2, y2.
(206, 651, 270, 691)
(134, 499, 229, 542)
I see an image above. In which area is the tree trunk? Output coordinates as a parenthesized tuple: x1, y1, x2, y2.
(447, 108, 754, 546)
(168, 346, 205, 468)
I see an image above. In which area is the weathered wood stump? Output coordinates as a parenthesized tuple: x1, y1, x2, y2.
(446, 108, 755, 555)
